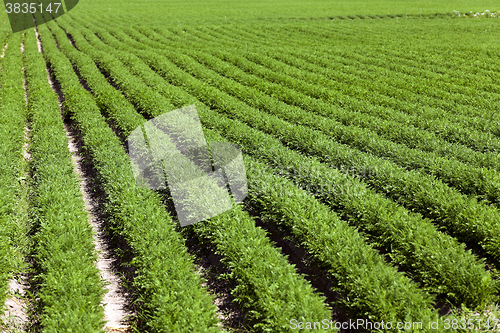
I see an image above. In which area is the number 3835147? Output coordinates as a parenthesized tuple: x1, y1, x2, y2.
(5, 3, 62, 14)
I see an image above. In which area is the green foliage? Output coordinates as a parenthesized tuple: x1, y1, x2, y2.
(36, 23, 221, 332)
(54, 18, 334, 332)
(0, 32, 26, 310)
(132, 27, 500, 209)
(64, 10, 500, 308)
(2, 0, 497, 329)
(23, 28, 106, 332)
(209, 129, 441, 326)
(194, 209, 333, 332)
(81, 23, 498, 307)
(69, 0, 500, 25)
(150, 43, 500, 266)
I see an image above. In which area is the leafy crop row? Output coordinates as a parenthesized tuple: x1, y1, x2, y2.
(200, 26, 500, 167)
(259, 23, 499, 106)
(128, 27, 500, 209)
(63, 22, 497, 309)
(36, 22, 222, 333)
(23, 29, 106, 332)
(224, 23, 500, 121)
(0, 26, 11, 68)
(196, 23, 500, 128)
(60, 19, 460, 326)
(192, 208, 334, 332)
(54, 18, 336, 332)
(153, 61, 497, 303)
(161, 23, 500, 144)
(45, 22, 143, 140)
(185, 24, 500, 154)
(111, 25, 500, 276)
(217, 42, 500, 153)
(0, 32, 25, 309)
(129, 24, 500, 173)
(251, 44, 500, 136)
(206, 129, 444, 327)
(299, 23, 500, 95)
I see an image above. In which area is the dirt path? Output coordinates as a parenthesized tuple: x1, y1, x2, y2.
(1, 278, 29, 333)
(0, 43, 7, 58)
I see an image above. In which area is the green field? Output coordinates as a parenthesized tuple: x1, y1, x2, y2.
(72, 0, 500, 23)
(1, 0, 500, 332)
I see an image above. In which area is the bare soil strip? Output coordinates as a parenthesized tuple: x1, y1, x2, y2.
(0, 44, 7, 58)
(34, 26, 132, 332)
(1, 278, 29, 333)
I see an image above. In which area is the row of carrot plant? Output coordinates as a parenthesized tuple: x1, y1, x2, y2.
(36, 22, 222, 332)
(0, 32, 25, 311)
(23, 28, 106, 332)
(198, 23, 500, 126)
(107, 24, 500, 274)
(47, 19, 336, 332)
(0, 25, 11, 68)
(126, 26, 500, 208)
(224, 22, 500, 121)
(175, 23, 500, 134)
(197, 28, 500, 153)
(303, 23, 500, 94)
(205, 128, 444, 326)
(185, 23, 500, 154)
(63, 18, 497, 309)
(127, 24, 500, 173)
(58, 18, 462, 327)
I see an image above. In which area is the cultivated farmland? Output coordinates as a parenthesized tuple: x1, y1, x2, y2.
(1, 1, 500, 332)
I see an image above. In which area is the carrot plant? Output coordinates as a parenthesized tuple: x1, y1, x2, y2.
(23, 28, 106, 332)
(53, 20, 336, 332)
(68, 26, 496, 308)
(36, 23, 222, 333)
(0, 32, 25, 311)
